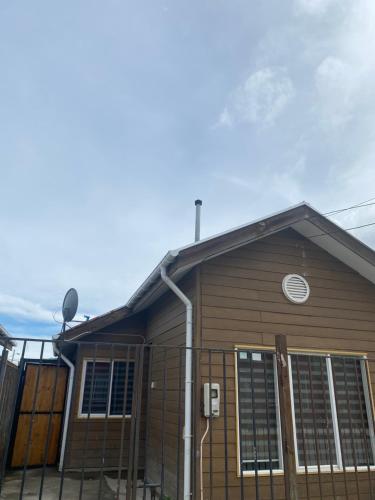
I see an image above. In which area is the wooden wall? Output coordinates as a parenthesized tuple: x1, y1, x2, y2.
(198, 228, 375, 500)
(145, 272, 196, 500)
(61, 226, 375, 499)
(63, 317, 147, 471)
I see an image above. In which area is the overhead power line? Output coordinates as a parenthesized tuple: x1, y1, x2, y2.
(297, 195, 375, 238)
(323, 198, 375, 217)
(307, 220, 375, 239)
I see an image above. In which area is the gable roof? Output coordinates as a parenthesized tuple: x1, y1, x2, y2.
(59, 202, 375, 339)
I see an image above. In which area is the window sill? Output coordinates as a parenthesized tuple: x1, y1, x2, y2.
(237, 466, 375, 478)
(237, 469, 284, 477)
(297, 466, 375, 475)
(77, 414, 132, 419)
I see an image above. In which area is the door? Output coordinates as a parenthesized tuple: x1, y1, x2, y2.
(11, 363, 68, 467)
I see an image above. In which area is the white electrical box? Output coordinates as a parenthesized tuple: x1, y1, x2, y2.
(203, 383, 220, 418)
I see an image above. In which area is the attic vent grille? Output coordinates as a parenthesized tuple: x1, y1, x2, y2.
(282, 274, 310, 304)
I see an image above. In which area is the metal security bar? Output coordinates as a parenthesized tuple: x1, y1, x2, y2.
(0, 337, 374, 499)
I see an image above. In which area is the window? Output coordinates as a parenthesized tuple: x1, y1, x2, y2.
(80, 359, 134, 417)
(331, 357, 375, 468)
(236, 348, 375, 475)
(289, 353, 375, 472)
(290, 354, 337, 469)
(237, 350, 282, 473)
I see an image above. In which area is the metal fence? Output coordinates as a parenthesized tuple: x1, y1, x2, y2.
(0, 336, 374, 499)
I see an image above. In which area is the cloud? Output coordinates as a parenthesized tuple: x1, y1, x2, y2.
(214, 154, 307, 208)
(212, 173, 255, 190)
(217, 108, 233, 128)
(0, 294, 55, 323)
(294, 0, 339, 15)
(309, 2, 375, 131)
(314, 56, 358, 128)
(218, 67, 295, 128)
(272, 156, 307, 204)
(2, 0, 375, 343)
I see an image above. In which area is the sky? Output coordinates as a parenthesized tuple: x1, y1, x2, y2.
(1, 0, 375, 341)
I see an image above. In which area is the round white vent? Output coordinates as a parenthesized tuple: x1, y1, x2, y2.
(282, 274, 310, 304)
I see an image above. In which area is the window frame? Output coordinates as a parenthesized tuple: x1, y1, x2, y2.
(78, 358, 135, 419)
(235, 345, 375, 476)
(288, 351, 375, 474)
(235, 346, 284, 477)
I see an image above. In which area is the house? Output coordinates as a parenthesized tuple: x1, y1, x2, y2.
(54, 202, 375, 500)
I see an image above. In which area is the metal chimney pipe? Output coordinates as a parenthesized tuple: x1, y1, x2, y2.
(195, 199, 202, 242)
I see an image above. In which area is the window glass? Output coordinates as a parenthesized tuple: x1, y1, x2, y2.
(81, 360, 135, 416)
(291, 354, 336, 468)
(235, 350, 375, 474)
(237, 351, 280, 471)
(110, 361, 134, 415)
(332, 357, 374, 467)
(82, 361, 111, 414)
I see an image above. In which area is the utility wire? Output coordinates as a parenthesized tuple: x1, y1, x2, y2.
(288, 197, 375, 227)
(301, 196, 375, 238)
(324, 199, 375, 217)
(307, 220, 375, 239)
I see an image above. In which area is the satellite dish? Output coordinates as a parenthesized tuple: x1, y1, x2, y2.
(62, 288, 79, 323)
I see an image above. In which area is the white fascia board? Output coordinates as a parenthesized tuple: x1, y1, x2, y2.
(292, 220, 375, 285)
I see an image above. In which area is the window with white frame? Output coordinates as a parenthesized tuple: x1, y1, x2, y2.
(237, 349, 375, 474)
(237, 350, 282, 472)
(80, 360, 134, 417)
(290, 353, 375, 471)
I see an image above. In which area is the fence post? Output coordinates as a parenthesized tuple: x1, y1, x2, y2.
(0, 348, 9, 493)
(0, 348, 8, 403)
(275, 335, 298, 500)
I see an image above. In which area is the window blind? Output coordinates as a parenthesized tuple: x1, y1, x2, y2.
(82, 361, 111, 415)
(290, 354, 336, 468)
(81, 360, 135, 416)
(110, 361, 134, 416)
(237, 351, 280, 471)
(332, 357, 374, 467)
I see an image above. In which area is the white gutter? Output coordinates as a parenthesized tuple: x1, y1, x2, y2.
(53, 341, 75, 472)
(160, 265, 193, 500)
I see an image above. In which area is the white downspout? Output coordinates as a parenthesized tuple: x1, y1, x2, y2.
(53, 342, 75, 472)
(160, 265, 193, 500)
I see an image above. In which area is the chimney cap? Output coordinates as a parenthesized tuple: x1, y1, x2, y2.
(195, 199, 202, 206)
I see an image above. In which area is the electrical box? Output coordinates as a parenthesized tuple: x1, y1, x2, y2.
(203, 383, 220, 418)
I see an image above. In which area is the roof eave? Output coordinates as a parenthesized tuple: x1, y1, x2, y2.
(125, 250, 178, 309)
(0, 324, 16, 349)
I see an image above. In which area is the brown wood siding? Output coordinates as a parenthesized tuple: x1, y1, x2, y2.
(63, 320, 147, 471)
(200, 228, 375, 499)
(145, 272, 196, 500)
